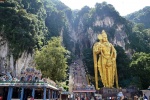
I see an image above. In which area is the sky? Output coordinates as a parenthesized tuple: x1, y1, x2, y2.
(59, 0, 150, 16)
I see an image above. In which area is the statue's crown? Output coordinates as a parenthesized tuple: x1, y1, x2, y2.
(101, 30, 107, 37)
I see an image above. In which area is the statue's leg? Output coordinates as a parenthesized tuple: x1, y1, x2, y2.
(103, 59, 107, 87)
(106, 68, 109, 87)
(106, 62, 114, 88)
(103, 64, 108, 87)
(112, 64, 116, 88)
(107, 69, 111, 88)
(98, 57, 105, 87)
(103, 66, 106, 87)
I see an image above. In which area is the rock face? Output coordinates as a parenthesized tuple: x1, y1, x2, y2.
(0, 34, 34, 77)
(0, 18, 129, 78)
(0, 2, 132, 77)
(0, 35, 9, 75)
(68, 15, 130, 56)
(15, 52, 34, 77)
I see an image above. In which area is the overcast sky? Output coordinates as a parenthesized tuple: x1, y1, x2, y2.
(59, 0, 150, 16)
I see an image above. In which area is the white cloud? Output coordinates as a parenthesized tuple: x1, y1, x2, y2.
(60, 0, 150, 16)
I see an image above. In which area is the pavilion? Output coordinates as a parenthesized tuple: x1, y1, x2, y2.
(0, 67, 60, 100)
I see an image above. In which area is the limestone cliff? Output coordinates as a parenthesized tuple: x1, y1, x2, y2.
(0, 1, 134, 77)
(68, 4, 132, 56)
(0, 31, 34, 77)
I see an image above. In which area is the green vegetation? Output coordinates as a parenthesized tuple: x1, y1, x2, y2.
(0, 0, 72, 84)
(0, 0, 47, 59)
(125, 6, 150, 28)
(0, 0, 72, 59)
(124, 7, 150, 89)
(82, 49, 94, 76)
(115, 46, 131, 87)
(129, 23, 150, 53)
(130, 52, 150, 89)
(43, 0, 73, 51)
(35, 37, 69, 81)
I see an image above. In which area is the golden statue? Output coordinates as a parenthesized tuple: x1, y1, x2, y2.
(93, 30, 118, 89)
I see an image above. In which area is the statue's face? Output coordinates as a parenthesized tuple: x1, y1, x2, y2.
(102, 36, 108, 42)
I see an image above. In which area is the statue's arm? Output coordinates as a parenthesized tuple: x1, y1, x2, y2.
(93, 42, 101, 54)
(112, 45, 117, 58)
(110, 44, 117, 60)
(93, 42, 101, 90)
(110, 44, 117, 61)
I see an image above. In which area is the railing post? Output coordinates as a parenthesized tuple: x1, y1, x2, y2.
(43, 87, 46, 100)
(7, 87, 13, 100)
(20, 87, 24, 100)
(48, 89, 50, 100)
(32, 88, 35, 98)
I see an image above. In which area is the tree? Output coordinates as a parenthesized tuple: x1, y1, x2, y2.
(82, 48, 94, 76)
(0, 0, 47, 59)
(129, 24, 150, 53)
(115, 46, 131, 87)
(130, 52, 150, 89)
(35, 37, 69, 81)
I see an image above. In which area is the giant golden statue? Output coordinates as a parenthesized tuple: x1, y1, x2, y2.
(93, 30, 118, 89)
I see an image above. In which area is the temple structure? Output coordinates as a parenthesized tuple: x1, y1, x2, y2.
(0, 67, 61, 100)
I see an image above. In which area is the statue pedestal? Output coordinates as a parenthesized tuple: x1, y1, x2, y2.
(97, 87, 120, 99)
(97, 87, 134, 99)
